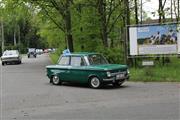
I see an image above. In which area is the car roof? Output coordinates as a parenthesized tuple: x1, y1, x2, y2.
(3, 50, 18, 55)
(62, 52, 100, 56)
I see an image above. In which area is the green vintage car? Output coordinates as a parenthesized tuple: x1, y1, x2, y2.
(46, 52, 129, 88)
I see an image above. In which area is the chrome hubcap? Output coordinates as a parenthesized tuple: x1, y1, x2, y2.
(91, 77, 100, 88)
(53, 76, 59, 84)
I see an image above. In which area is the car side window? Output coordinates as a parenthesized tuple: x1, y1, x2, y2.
(71, 56, 86, 66)
(58, 56, 70, 65)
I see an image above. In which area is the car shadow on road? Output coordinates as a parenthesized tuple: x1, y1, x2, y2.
(46, 82, 130, 90)
(2, 63, 23, 66)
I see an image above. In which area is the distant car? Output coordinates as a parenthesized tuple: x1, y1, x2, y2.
(36, 49, 43, 55)
(44, 49, 48, 53)
(39, 49, 43, 54)
(1, 50, 22, 65)
(27, 48, 36, 58)
(46, 52, 129, 88)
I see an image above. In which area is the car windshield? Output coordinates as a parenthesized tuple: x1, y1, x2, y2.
(88, 54, 108, 65)
(3, 50, 17, 56)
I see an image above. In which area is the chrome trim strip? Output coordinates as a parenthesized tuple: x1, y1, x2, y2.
(103, 78, 114, 81)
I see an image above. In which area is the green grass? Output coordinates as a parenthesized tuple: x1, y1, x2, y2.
(130, 57, 180, 82)
(49, 53, 180, 82)
(49, 53, 59, 64)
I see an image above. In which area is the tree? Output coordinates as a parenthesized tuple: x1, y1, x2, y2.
(0, 0, 44, 53)
(158, 0, 167, 23)
(27, 0, 74, 52)
(96, 0, 126, 48)
(134, 0, 138, 24)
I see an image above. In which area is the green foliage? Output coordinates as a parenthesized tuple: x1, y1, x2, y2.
(49, 47, 66, 64)
(130, 57, 180, 82)
(97, 46, 125, 64)
(49, 53, 59, 64)
(37, 19, 65, 49)
(0, 0, 46, 54)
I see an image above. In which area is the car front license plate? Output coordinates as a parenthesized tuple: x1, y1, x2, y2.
(116, 74, 124, 79)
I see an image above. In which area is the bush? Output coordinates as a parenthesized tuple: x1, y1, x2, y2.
(97, 47, 125, 64)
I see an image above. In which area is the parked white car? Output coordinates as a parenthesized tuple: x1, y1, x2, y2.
(1, 50, 22, 65)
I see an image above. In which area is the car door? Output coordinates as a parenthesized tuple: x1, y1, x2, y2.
(69, 56, 87, 83)
(57, 56, 71, 81)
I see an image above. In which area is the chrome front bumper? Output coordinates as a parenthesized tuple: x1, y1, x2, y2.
(103, 75, 129, 82)
(1, 58, 20, 62)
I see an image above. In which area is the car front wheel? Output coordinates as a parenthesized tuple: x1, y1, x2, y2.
(52, 75, 61, 85)
(89, 77, 101, 89)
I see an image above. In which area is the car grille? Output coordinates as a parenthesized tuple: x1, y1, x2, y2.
(111, 71, 127, 76)
(110, 69, 127, 76)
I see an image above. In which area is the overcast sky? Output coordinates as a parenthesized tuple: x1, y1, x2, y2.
(143, 0, 172, 19)
(143, 0, 159, 19)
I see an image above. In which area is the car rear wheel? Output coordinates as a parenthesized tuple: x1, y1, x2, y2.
(52, 75, 61, 85)
(2, 62, 5, 66)
(89, 77, 101, 89)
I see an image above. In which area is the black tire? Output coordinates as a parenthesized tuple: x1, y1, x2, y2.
(51, 75, 61, 85)
(2, 62, 5, 66)
(28, 55, 30, 58)
(89, 77, 101, 89)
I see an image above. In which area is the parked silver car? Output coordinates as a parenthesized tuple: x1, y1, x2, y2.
(1, 50, 22, 65)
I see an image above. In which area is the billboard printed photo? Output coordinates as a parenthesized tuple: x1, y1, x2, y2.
(129, 23, 180, 55)
(137, 24, 177, 45)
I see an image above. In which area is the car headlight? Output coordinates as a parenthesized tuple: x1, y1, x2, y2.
(106, 71, 111, 77)
(127, 69, 130, 74)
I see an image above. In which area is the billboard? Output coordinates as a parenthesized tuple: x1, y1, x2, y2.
(129, 23, 180, 55)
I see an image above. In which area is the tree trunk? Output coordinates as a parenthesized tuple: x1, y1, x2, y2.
(171, 0, 173, 21)
(159, 0, 167, 23)
(178, 0, 179, 22)
(140, 0, 143, 24)
(135, 0, 138, 24)
(1, 19, 4, 53)
(123, 0, 130, 64)
(159, 0, 162, 23)
(98, 0, 108, 47)
(65, 0, 74, 52)
(18, 25, 21, 51)
(14, 29, 17, 46)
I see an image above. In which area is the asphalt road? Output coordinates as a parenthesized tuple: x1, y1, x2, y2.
(0, 54, 179, 120)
